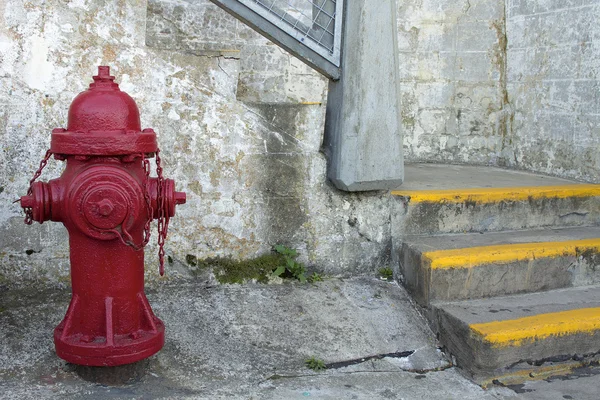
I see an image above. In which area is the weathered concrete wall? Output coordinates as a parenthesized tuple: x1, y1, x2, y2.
(398, 0, 600, 183)
(2, 0, 599, 287)
(0, 0, 392, 287)
(504, 0, 600, 182)
(397, 0, 509, 165)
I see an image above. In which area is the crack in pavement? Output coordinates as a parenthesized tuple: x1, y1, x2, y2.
(506, 348, 600, 369)
(325, 350, 415, 369)
(264, 350, 455, 383)
(264, 365, 456, 384)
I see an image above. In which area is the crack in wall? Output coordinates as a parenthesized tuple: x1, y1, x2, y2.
(492, 2, 515, 167)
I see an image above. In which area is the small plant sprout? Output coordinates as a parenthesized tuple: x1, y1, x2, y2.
(308, 272, 323, 283)
(272, 245, 308, 283)
(305, 356, 326, 371)
(379, 267, 393, 280)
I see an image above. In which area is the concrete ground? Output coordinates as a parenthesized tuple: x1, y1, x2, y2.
(1, 277, 599, 399)
(401, 163, 579, 190)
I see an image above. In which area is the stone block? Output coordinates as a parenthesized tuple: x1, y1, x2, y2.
(417, 23, 456, 53)
(456, 22, 499, 52)
(415, 82, 456, 109)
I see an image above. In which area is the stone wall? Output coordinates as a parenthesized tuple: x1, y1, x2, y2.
(1, 0, 598, 287)
(398, 0, 509, 165)
(0, 0, 391, 287)
(399, 0, 600, 183)
(505, 0, 600, 182)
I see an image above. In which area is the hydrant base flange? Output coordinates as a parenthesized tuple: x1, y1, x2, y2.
(54, 325, 164, 367)
(53, 292, 165, 367)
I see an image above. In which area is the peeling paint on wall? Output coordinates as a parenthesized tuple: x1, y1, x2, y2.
(0, 0, 391, 287)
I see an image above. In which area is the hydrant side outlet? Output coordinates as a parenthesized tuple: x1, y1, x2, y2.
(20, 66, 186, 367)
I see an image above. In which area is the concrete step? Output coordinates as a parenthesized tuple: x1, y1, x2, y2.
(391, 164, 600, 236)
(431, 285, 600, 386)
(399, 226, 600, 306)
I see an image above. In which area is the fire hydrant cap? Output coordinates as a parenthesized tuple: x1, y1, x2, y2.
(50, 66, 158, 156)
(67, 66, 141, 132)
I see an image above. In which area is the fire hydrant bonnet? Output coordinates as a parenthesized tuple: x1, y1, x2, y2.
(51, 66, 157, 156)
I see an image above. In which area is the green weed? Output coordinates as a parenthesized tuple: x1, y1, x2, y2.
(272, 245, 307, 283)
(379, 267, 393, 280)
(305, 356, 326, 371)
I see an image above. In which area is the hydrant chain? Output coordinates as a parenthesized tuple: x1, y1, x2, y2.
(108, 151, 166, 266)
(116, 149, 170, 276)
(155, 149, 168, 276)
(141, 152, 153, 248)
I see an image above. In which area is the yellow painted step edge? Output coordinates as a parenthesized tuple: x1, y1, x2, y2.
(470, 307, 600, 348)
(391, 184, 600, 203)
(423, 238, 600, 270)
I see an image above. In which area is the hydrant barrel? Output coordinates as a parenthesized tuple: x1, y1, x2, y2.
(56, 228, 163, 365)
(20, 66, 185, 366)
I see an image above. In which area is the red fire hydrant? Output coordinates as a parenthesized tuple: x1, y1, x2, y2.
(20, 66, 186, 366)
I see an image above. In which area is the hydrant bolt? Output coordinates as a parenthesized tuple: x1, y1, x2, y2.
(96, 199, 115, 216)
